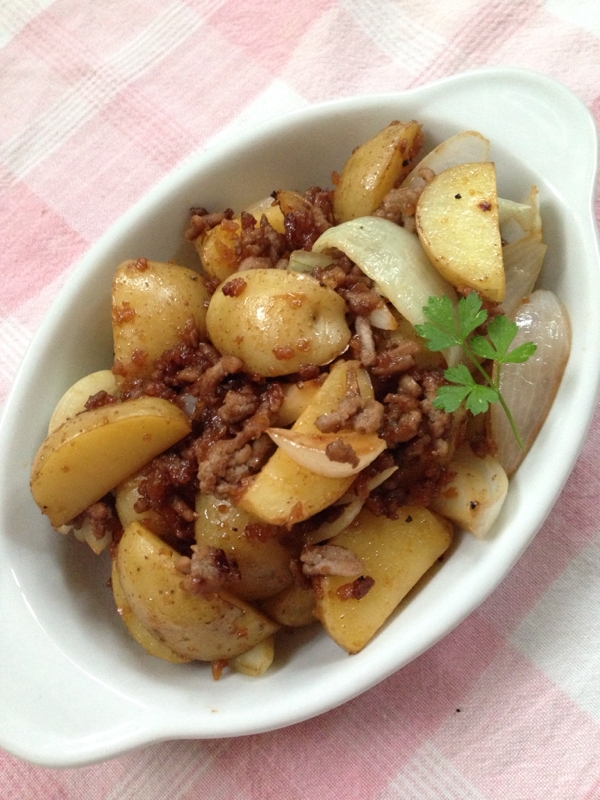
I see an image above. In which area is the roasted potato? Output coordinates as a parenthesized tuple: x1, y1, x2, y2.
(415, 162, 504, 302)
(237, 360, 373, 525)
(205, 268, 351, 377)
(334, 120, 423, 222)
(31, 397, 191, 528)
(112, 259, 210, 380)
(111, 560, 191, 663)
(195, 495, 295, 601)
(314, 506, 453, 653)
(116, 521, 279, 661)
(48, 370, 118, 434)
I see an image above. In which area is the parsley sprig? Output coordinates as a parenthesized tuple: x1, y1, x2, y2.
(414, 292, 537, 449)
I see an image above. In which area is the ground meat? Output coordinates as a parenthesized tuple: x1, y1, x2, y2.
(326, 438, 359, 467)
(300, 544, 364, 577)
(280, 187, 335, 250)
(336, 575, 375, 600)
(84, 390, 118, 411)
(236, 212, 287, 266)
(371, 340, 420, 377)
(177, 544, 241, 595)
(354, 316, 377, 367)
(196, 382, 284, 497)
(186, 208, 235, 242)
(221, 277, 247, 297)
(70, 496, 122, 544)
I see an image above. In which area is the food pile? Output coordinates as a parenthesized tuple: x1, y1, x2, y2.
(30, 120, 571, 678)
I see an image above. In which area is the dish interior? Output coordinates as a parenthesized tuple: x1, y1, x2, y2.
(0, 68, 598, 767)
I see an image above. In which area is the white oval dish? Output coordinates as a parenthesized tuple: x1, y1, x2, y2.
(0, 68, 598, 767)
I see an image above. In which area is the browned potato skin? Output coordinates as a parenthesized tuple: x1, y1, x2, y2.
(112, 259, 210, 381)
(333, 120, 423, 222)
(111, 560, 191, 663)
(116, 521, 279, 661)
(314, 506, 453, 653)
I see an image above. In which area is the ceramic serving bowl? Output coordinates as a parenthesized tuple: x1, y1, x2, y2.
(0, 67, 598, 768)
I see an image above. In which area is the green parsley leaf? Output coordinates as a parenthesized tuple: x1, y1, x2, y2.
(418, 292, 537, 449)
(456, 290, 487, 340)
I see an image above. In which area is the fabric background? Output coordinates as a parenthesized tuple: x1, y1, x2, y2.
(1, 1, 599, 797)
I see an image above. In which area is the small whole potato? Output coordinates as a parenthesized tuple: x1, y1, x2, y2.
(112, 259, 210, 380)
(205, 269, 351, 377)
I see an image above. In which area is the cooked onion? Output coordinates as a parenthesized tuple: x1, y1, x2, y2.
(491, 289, 571, 475)
(430, 444, 508, 538)
(266, 428, 386, 478)
(306, 466, 398, 544)
(500, 232, 547, 319)
(288, 250, 334, 273)
(400, 130, 490, 192)
(369, 303, 398, 330)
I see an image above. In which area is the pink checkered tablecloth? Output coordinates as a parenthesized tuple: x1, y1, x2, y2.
(1, 1, 600, 797)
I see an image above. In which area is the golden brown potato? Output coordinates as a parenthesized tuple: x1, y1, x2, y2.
(195, 495, 294, 601)
(48, 370, 118, 435)
(116, 521, 279, 661)
(274, 379, 323, 427)
(31, 397, 191, 528)
(111, 560, 191, 663)
(334, 120, 423, 222)
(194, 199, 285, 282)
(415, 162, 504, 302)
(205, 269, 351, 377)
(314, 506, 453, 653)
(237, 360, 374, 526)
(194, 223, 239, 282)
(112, 259, 210, 380)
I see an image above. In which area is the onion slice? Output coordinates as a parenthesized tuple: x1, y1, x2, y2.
(313, 217, 456, 328)
(430, 444, 508, 538)
(400, 130, 490, 192)
(490, 289, 571, 475)
(313, 217, 460, 365)
(500, 232, 547, 319)
(306, 466, 398, 545)
(266, 428, 386, 478)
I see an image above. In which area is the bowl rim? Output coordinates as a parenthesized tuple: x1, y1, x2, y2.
(0, 66, 599, 767)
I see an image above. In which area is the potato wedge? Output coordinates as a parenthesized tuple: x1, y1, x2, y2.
(274, 379, 323, 427)
(111, 560, 191, 663)
(334, 120, 423, 222)
(112, 259, 210, 380)
(116, 521, 279, 661)
(195, 495, 294, 601)
(48, 370, 118, 434)
(31, 397, 191, 528)
(237, 361, 374, 526)
(415, 162, 504, 302)
(314, 506, 452, 653)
